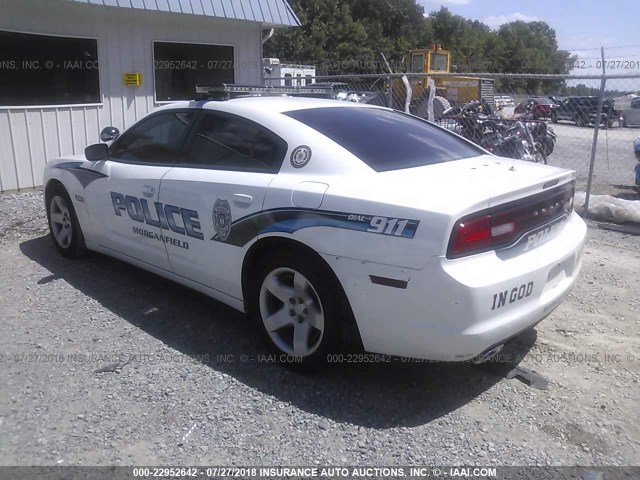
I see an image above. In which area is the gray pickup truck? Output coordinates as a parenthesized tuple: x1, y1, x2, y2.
(551, 96, 617, 128)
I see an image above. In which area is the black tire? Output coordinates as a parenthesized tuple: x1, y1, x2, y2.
(247, 250, 356, 372)
(542, 136, 555, 157)
(551, 112, 558, 124)
(45, 182, 87, 258)
(433, 96, 451, 118)
(533, 144, 547, 164)
(416, 95, 451, 120)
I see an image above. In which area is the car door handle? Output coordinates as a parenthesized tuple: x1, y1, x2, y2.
(233, 193, 253, 206)
(142, 185, 155, 198)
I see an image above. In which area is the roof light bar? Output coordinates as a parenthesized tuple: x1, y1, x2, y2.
(195, 83, 333, 100)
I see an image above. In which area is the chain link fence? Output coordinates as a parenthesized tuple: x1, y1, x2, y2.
(267, 72, 640, 199)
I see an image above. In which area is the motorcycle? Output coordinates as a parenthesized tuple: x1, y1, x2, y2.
(440, 100, 550, 163)
(480, 120, 546, 164)
(514, 103, 557, 158)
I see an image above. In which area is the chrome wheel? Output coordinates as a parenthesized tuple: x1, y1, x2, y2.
(49, 195, 73, 248)
(259, 267, 325, 357)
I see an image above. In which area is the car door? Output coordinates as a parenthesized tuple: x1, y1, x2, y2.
(577, 98, 591, 123)
(158, 110, 288, 299)
(84, 110, 198, 270)
(557, 99, 573, 121)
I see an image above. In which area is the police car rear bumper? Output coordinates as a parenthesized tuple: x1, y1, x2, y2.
(324, 211, 586, 361)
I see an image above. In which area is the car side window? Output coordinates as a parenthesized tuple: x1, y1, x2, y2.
(632, 99, 640, 109)
(110, 111, 197, 164)
(182, 112, 288, 173)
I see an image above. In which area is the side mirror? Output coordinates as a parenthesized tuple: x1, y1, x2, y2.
(100, 126, 120, 142)
(85, 143, 109, 161)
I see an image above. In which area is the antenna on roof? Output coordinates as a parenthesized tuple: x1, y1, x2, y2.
(195, 83, 333, 100)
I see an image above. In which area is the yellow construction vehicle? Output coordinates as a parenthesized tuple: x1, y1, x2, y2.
(390, 44, 495, 118)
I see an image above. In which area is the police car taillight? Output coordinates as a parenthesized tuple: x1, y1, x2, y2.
(447, 182, 575, 259)
(449, 215, 493, 257)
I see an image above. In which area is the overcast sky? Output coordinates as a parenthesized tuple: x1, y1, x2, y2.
(417, 0, 639, 89)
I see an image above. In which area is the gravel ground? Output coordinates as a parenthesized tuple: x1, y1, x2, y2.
(0, 191, 639, 467)
(549, 124, 639, 197)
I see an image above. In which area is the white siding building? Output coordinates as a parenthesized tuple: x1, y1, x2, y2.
(0, 0, 299, 192)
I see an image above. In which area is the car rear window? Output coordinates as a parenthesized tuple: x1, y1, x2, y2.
(284, 107, 483, 172)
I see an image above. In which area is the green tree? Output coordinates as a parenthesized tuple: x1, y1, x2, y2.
(265, 0, 425, 74)
(494, 21, 575, 92)
(265, 1, 577, 93)
(425, 8, 494, 72)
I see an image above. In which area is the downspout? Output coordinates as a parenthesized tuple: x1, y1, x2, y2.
(262, 28, 275, 44)
(261, 28, 275, 86)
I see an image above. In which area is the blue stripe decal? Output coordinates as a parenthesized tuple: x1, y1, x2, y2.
(213, 208, 419, 246)
(259, 217, 372, 235)
(54, 162, 108, 188)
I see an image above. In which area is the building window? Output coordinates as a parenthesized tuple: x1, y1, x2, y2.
(284, 73, 292, 87)
(0, 31, 100, 107)
(154, 42, 234, 102)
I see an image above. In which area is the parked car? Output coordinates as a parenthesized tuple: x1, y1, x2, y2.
(43, 88, 586, 370)
(551, 96, 617, 128)
(514, 97, 558, 119)
(620, 98, 640, 128)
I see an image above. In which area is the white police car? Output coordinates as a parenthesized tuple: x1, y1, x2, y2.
(43, 85, 586, 370)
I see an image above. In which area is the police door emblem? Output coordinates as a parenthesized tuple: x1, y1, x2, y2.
(290, 145, 312, 168)
(213, 199, 232, 241)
